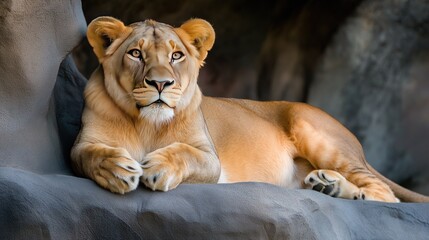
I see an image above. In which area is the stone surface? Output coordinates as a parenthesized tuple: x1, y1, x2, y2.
(1, 167, 429, 240)
(0, 0, 86, 174)
(54, 55, 87, 165)
(308, 0, 429, 193)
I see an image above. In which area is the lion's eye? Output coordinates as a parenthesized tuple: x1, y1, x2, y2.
(171, 51, 184, 61)
(127, 49, 142, 60)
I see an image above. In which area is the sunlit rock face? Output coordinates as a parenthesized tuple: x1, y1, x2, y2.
(0, 0, 86, 174)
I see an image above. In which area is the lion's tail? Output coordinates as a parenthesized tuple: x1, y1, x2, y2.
(367, 164, 429, 203)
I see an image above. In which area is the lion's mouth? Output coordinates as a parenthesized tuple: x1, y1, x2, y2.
(136, 99, 169, 109)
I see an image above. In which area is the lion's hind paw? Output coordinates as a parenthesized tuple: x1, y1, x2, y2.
(304, 169, 360, 200)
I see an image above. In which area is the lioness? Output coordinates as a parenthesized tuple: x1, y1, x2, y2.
(71, 16, 429, 202)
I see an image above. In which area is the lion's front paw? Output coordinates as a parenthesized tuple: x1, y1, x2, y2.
(93, 156, 143, 194)
(140, 151, 185, 191)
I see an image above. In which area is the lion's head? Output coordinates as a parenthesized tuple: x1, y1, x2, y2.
(86, 17, 215, 125)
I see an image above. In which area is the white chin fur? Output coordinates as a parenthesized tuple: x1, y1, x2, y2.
(139, 105, 174, 126)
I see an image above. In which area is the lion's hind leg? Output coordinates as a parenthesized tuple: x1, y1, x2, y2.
(304, 169, 363, 200)
(288, 105, 400, 202)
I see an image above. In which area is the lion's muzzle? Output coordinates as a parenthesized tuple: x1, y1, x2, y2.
(133, 78, 181, 110)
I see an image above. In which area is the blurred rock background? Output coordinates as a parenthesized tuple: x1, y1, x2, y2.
(73, 0, 429, 194)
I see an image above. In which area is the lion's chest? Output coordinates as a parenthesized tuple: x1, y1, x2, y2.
(128, 120, 205, 162)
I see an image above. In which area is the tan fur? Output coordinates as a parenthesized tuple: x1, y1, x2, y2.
(72, 17, 429, 202)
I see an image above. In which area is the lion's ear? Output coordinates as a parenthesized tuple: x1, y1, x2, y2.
(176, 18, 215, 64)
(87, 16, 132, 61)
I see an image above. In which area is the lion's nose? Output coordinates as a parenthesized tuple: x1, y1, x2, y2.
(144, 79, 174, 92)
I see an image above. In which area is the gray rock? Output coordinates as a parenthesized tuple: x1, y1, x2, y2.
(308, 0, 429, 193)
(1, 167, 429, 240)
(0, 0, 86, 174)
